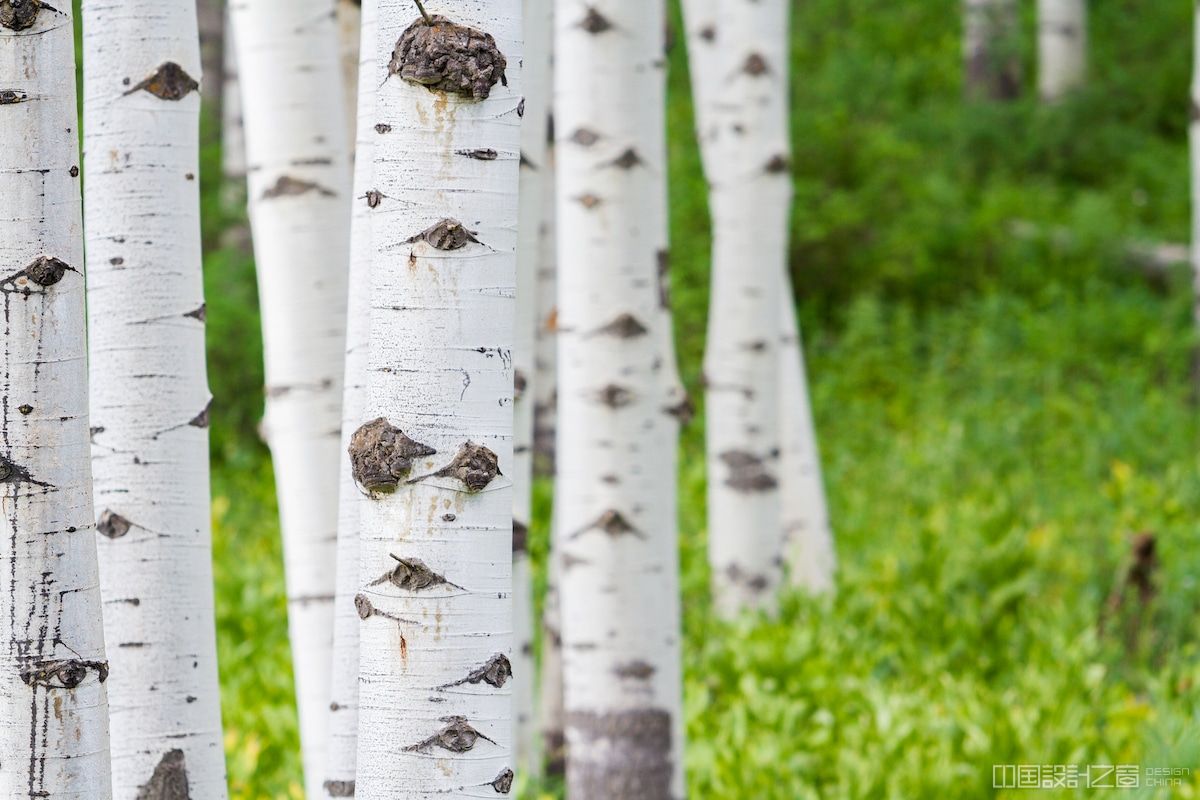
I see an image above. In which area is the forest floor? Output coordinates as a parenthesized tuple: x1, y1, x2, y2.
(200, 0, 1200, 797)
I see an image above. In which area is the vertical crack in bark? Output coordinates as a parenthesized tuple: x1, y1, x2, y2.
(124, 62, 200, 101)
(390, 15, 507, 100)
(403, 716, 496, 753)
(439, 653, 512, 689)
(135, 749, 190, 799)
(349, 417, 436, 492)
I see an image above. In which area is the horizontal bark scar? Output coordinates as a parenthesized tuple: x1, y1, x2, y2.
(405, 218, 482, 251)
(569, 509, 645, 541)
(260, 175, 337, 200)
(439, 653, 512, 689)
(0, 455, 52, 489)
(0, 256, 73, 294)
(370, 554, 462, 592)
(719, 450, 779, 492)
(403, 716, 496, 754)
(123, 62, 199, 101)
(0, 89, 28, 104)
(408, 441, 501, 492)
(19, 658, 109, 689)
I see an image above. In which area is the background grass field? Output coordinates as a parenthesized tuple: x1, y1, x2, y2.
(197, 0, 1200, 796)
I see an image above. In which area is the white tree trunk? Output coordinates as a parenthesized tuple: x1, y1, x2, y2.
(554, 0, 686, 795)
(514, 0, 551, 780)
(682, 0, 835, 602)
(354, 2, 521, 796)
(1037, 0, 1086, 102)
(82, 1, 228, 797)
(229, 2, 352, 795)
(964, 0, 1021, 100)
(779, 274, 836, 594)
(533, 121, 558, 477)
(323, 0, 376, 797)
(338, 0, 363, 155)
(0, 5, 112, 797)
(221, 8, 245, 188)
(1191, 5, 1200, 342)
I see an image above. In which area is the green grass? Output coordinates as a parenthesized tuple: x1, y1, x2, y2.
(201, 0, 1200, 797)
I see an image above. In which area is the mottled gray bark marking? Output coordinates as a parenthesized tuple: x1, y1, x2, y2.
(135, 749, 190, 799)
(124, 62, 199, 100)
(405, 218, 481, 251)
(348, 417, 436, 492)
(97, 509, 133, 539)
(390, 14, 507, 100)
(439, 653, 512, 689)
(403, 716, 496, 753)
(566, 709, 673, 800)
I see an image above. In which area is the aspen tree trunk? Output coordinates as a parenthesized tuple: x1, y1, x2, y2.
(82, 1, 228, 797)
(1191, 4, 1200, 351)
(533, 121, 558, 477)
(220, 11, 245, 191)
(779, 274, 836, 594)
(964, 0, 1021, 100)
(323, 0, 376, 796)
(555, 0, 686, 795)
(1036, 0, 1086, 102)
(513, 0, 551, 779)
(229, 2, 352, 795)
(338, 0, 362, 154)
(682, 0, 834, 603)
(354, 2, 520, 796)
(0, 4, 112, 797)
(197, 0, 224, 121)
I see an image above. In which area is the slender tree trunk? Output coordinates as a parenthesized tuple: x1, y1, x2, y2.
(229, 3, 352, 795)
(197, 0, 224, 123)
(0, 5, 112, 797)
(514, 0, 552, 780)
(555, 0, 686, 795)
(338, 0, 362, 155)
(964, 0, 1021, 100)
(82, 1, 227, 797)
(221, 9, 245, 191)
(1191, 3, 1200, 366)
(779, 274, 836, 594)
(323, 1, 376, 797)
(354, 2, 521, 796)
(533, 121, 558, 478)
(683, 0, 835, 602)
(1037, 0, 1086, 102)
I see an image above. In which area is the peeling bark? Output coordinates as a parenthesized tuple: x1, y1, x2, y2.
(229, 1, 353, 794)
(0, 4, 112, 797)
(555, 0, 685, 795)
(356, 2, 520, 795)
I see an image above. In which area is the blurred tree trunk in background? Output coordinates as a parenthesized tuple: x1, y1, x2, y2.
(514, 0, 552, 780)
(1037, 0, 1087, 102)
(683, 0, 835, 603)
(323, 0, 375, 797)
(198, 0, 224, 125)
(554, 0, 687, 794)
(83, 0, 229, 796)
(0, 5, 112, 797)
(229, 2, 351, 794)
(1191, 3, 1200, 368)
(354, 1, 520, 795)
(337, 0, 361, 157)
(964, 0, 1021, 100)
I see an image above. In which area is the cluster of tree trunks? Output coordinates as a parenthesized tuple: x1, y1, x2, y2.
(965, 0, 1088, 102)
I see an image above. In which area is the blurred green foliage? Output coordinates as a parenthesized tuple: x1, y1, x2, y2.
(195, 0, 1200, 797)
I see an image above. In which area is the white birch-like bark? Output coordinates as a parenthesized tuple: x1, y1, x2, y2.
(1036, 0, 1086, 102)
(532, 106, 558, 477)
(555, 0, 685, 794)
(354, 2, 520, 796)
(0, 5, 112, 797)
(513, 0, 551, 779)
(229, 2, 352, 795)
(778, 274, 836, 594)
(964, 0, 1021, 100)
(323, 0, 376, 796)
(682, 0, 835, 602)
(338, 0, 362, 155)
(82, 1, 227, 797)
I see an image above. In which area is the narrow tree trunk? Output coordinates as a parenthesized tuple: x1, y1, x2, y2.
(555, 0, 686, 795)
(221, 9, 245, 190)
(228, 3, 352, 795)
(964, 0, 1021, 101)
(779, 275, 836, 594)
(82, 1, 228, 796)
(533, 122, 558, 478)
(1037, 0, 1086, 102)
(539, 535, 566, 776)
(0, 5, 112, 797)
(354, 2, 521, 795)
(338, 0, 362, 155)
(514, 0, 551, 779)
(323, 0, 376, 797)
(197, 0, 224, 123)
(1191, 3, 1200, 370)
